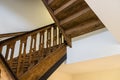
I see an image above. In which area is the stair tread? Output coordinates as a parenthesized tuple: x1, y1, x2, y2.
(55, 0, 88, 21)
(48, 0, 70, 10)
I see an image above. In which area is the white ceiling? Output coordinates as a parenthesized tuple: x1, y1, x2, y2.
(85, 0, 120, 43)
(0, 0, 53, 34)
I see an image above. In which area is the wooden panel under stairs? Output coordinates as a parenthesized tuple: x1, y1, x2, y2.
(42, 0, 105, 38)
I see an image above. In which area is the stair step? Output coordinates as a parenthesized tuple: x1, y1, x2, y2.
(60, 8, 97, 30)
(54, 0, 88, 21)
(48, 0, 70, 10)
(65, 19, 104, 37)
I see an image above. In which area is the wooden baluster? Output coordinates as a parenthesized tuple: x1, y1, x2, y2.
(59, 30, 62, 45)
(5, 44, 10, 60)
(39, 33, 42, 56)
(44, 28, 51, 56)
(53, 26, 57, 46)
(62, 35, 64, 43)
(46, 28, 51, 54)
(33, 34, 37, 52)
(29, 33, 38, 65)
(16, 40, 23, 76)
(22, 37, 27, 73)
(0, 46, 2, 54)
(47, 28, 51, 48)
(9, 42, 15, 66)
(29, 35, 34, 64)
(39, 31, 44, 58)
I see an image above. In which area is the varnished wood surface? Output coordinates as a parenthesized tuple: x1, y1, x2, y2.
(48, 0, 70, 10)
(0, 23, 66, 79)
(65, 19, 105, 38)
(43, 0, 105, 38)
(0, 54, 18, 80)
(42, 0, 72, 47)
(55, 0, 88, 21)
(19, 44, 66, 80)
(0, 32, 27, 38)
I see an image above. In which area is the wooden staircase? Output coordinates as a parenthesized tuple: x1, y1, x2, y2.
(0, 0, 106, 80)
(42, 0, 105, 38)
(0, 23, 67, 80)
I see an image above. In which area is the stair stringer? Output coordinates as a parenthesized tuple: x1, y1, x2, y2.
(19, 44, 67, 80)
(0, 54, 18, 80)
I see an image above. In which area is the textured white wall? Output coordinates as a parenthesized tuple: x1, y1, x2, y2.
(0, 0, 53, 34)
(85, 0, 120, 43)
(67, 29, 120, 63)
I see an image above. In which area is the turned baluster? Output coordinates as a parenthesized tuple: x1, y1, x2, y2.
(0, 46, 2, 54)
(32, 34, 37, 52)
(21, 37, 27, 73)
(39, 31, 45, 58)
(53, 26, 57, 46)
(29, 35, 34, 64)
(29, 33, 37, 64)
(45, 28, 51, 56)
(9, 42, 15, 66)
(5, 44, 10, 60)
(16, 39, 24, 76)
(59, 30, 62, 45)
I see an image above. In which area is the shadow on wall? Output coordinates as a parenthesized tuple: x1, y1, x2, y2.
(0, 0, 54, 34)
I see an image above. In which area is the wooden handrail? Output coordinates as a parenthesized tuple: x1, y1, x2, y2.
(0, 31, 28, 38)
(0, 23, 65, 77)
(0, 23, 54, 45)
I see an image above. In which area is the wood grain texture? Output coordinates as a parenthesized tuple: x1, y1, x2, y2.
(0, 23, 67, 79)
(0, 32, 27, 38)
(65, 19, 105, 38)
(19, 44, 66, 80)
(42, 0, 72, 47)
(43, 0, 105, 38)
(55, 0, 88, 21)
(48, 0, 70, 10)
(0, 54, 18, 80)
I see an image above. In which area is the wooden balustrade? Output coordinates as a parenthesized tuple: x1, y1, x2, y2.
(0, 23, 65, 76)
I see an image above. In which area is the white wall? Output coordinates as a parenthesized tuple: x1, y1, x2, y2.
(73, 68, 120, 80)
(85, 0, 120, 43)
(48, 72, 72, 80)
(67, 29, 120, 63)
(0, 0, 54, 34)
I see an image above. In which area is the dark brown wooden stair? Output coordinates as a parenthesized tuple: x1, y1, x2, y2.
(19, 44, 66, 80)
(0, 24, 67, 80)
(42, 0, 105, 38)
(8, 45, 60, 77)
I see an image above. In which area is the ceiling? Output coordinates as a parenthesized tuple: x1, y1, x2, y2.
(0, 0, 53, 34)
(85, 0, 120, 43)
